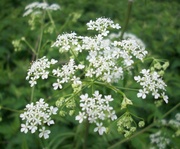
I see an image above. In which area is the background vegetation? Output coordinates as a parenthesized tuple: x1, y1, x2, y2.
(0, 0, 179, 148)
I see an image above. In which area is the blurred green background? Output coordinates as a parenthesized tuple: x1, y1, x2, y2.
(0, 0, 179, 148)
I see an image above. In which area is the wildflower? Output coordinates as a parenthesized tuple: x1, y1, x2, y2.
(39, 127, 51, 139)
(52, 59, 84, 90)
(23, 2, 60, 17)
(150, 131, 170, 149)
(52, 79, 62, 90)
(75, 91, 117, 135)
(87, 17, 120, 36)
(75, 112, 87, 123)
(51, 32, 78, 52)
(134, 69, 168, 103)
(26, 56, 58, 87)
(20, 98, 58, 139)
(94, 122, 106, 135)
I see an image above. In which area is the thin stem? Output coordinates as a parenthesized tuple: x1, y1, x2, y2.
(116, 86, 138, 92)
(36, 12, 45, 59)
(0, 106, 22, 113)
(22, 38, 37, 55)
(83, 119, 90, 149)
(120, 0, 133, 40)
(94, 81, 125, 97)
(31, 86, 35, 102)
(46, 9, 58, 34)
(108, 103, 180, 149)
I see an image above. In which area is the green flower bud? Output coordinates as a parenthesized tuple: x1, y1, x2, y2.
(130, 127, 136, 132)
(121, 96, 133, 109)
(162, 61, 169, 70)
(158, 70, 164, 76)
(124, 131, 131, 138)
(59, 110, 66, 116)
(154, 62, 161, 70)
(138, 121, 145, 128)
(69, 110, 75, 116)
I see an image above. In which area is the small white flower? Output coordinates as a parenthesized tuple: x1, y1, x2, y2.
(75, 112, 87, 123)
(94, 122, 106, 135)
(23, 2, 60, 17)
(21, 123, 29, 133)
(53, 79, 62, 90)
(39, 127, 51, 139)
(137, 89, 148, 99)
(26, 57, 57, 87)
(161, 92, 168, 104)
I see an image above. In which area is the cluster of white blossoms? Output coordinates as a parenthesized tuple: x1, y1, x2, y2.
(75, 91, 117, 135)
(23, 2, 60, 16)
(52, 59, 85, 90)
(52, 32, 78, 52)
(26, 56, 58, 87)
(134, 69, 168, 103)
(112, 39, 148, 66)
(86, 17, 121, 36)
(52, 18, 148, 83)
(20, 98, 58, 139)
(149, 131, 170, 149)
(23, 17, 169, 138)
(23, 2, 60, 17)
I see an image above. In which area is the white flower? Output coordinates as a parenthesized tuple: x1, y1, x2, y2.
(76, 91, 116, 135)
(23, 2, 60, 17)
(51, 33, 78, 52)
(52, 79, 62, 90)
(26, 56, 57, 87)
(39, 127, 51, 139)
(94, 122, 106, 135)
(161, 92, 168, 103)
(20, 123, 29, 133)
(137, 89, 148, 99)
(20, 98, 57, 139)
(75, 112, 87, 123)
(134, 69, 168, 102)
(87, 18, 120, 36)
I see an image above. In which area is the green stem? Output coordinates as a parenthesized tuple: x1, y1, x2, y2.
(36, 12, 45, 59)
(22, 38, 37, 55)
(120, 0, 133, 40)
(94, 81, 125, 97)
(0, 106, 22, 113)
(31, 86, 35, 102)
(108, 103, 180, 149)
(46, 9, 58, 34)
(83, 119, 90, 149)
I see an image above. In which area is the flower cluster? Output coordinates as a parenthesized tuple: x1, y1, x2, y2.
(160, 113, 180, 137)
(51, 32, 78, 52)
(52, 59, 84, 90)
(20, 98, 58, 139)
(86, 17, 121, 36)
(51, 18, 149, 84)
(75, 90, 117, 135)
(26, 56, 57, 87)
(117, 112, 142, 137)
(112, 39, 148, 64)
(23, 2, 60, 17)
(149, 131, 170, 149)
(134, 69, 168, 103)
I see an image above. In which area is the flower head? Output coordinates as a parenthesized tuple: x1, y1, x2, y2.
(26, 56, 57, 87)
(134, 69, 168, 103)
(20, 98, 58, 139)
(75, 91, 116, 135)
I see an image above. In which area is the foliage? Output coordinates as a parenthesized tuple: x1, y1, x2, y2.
(0, 0, 179, 149)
